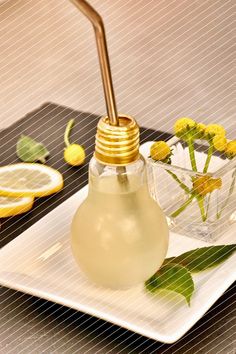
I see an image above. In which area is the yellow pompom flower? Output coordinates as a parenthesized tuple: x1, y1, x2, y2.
(174, 117, 196, 138)
(195, 123, 206, 139)
(193, 176, 222, 196)
(64, 119, 86, 166)
(225, 140, 236, 159)
(212, 135, 227, 152)
(64, 144, 86, 166)
(208, 177, 222, 193)
(150, 141, 171, 161)
(196, 123, 206, 133)
(205, 124, 226, 138)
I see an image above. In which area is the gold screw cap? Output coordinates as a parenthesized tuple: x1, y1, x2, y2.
(95, 114, 140, 166)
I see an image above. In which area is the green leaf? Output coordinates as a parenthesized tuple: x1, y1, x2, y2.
(16, 135, 49, 163)
(164, 244, 236, 273)
(145, 263, 194, 305)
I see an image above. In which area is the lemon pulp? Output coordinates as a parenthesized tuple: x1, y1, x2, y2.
(0, 195, 34, 217)
(0, 163, 63, 197)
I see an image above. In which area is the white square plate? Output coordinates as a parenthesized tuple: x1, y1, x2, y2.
(0, 142, 235, 343)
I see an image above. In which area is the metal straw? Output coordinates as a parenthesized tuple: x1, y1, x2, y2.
(70, 0, 129, 185)
(69, 0, 119, 126)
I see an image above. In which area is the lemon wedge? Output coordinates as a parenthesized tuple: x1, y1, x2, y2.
(0, 163, 63, 197)
(0, 195, 34, 217)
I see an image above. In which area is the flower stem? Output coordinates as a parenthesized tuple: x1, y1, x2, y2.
(205, 193, 211, 220)
(187, 138, 197, 172)
(197, 195, 207, 222)
(203, 140, 214, 173)
(171, 194, 195, 218)
(64, 119, 74, 147)
(166, 170, 191, 194)
(186, 138, 208, 220)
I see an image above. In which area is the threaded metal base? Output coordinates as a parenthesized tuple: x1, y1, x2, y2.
(95, 114, 140, 166)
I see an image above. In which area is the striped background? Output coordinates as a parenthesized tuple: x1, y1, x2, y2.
(0, 1, 235, 353)
(0, 0, 235, 137)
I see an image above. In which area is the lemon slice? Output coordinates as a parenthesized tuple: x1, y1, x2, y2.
(0, 163, 64, 197)
(0, 195, 34, 217)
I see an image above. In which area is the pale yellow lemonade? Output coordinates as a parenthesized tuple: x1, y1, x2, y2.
(71, 173, 169, 289)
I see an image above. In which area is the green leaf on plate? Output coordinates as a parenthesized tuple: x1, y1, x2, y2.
(145, 263, 194, 305)
(164, 244, 236, 273)
(16, 135, 49, 163)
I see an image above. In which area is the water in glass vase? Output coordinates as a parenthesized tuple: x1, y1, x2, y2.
(71, 174, 169, 289)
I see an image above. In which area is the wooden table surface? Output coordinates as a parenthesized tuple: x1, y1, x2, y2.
(0, 103, 235, 354)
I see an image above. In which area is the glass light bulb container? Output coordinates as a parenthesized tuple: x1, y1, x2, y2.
(71, 115, 169, 289)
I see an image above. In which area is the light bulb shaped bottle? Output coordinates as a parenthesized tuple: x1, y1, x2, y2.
(71, 115, 169, 289)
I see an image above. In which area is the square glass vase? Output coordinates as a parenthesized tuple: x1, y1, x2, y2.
(147, 137, 236, 243)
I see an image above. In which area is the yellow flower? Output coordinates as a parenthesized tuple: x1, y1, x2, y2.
(64, 144, 86, 166)
(193, 176, 222, 196)
(225, 140, 236, 159)
(208, 178, 222, 193)
(150, 141, 171, 161)
(212, 135, 227, 152)
(205, 124, 226, 138)
(196, 123, 206, 133)
(195, 123, 206, 139)
(174, 117, 196, 138)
